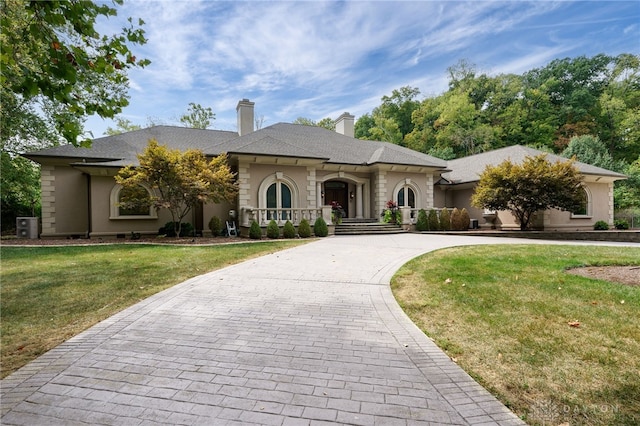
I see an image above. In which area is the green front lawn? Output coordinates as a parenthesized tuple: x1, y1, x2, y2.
(0, 241, 306, 378)
(392, 245, 640, 426)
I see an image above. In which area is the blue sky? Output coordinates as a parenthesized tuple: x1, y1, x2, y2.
(86, 0, 640, 138)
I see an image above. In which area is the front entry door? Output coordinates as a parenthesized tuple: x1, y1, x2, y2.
(324, 181, 348, 217)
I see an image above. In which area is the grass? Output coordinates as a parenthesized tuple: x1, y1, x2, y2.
(391, 244, 640, 426)
(0, 240, 306, 378)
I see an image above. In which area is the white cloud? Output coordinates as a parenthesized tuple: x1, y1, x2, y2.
(86, 0, 640, 137)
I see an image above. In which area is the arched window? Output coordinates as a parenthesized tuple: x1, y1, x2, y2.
(258, 173, 298, 221)
(397, 186, 416, 208)
(110, 184, 157, 219)
(571, 186, 592, 217)
(266, 182, 292, 210)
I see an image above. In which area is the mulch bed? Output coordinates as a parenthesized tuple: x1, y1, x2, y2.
(566, 265, 640, 287)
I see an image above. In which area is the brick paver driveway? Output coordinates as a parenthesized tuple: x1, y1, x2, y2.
(5, 233, 606, 425)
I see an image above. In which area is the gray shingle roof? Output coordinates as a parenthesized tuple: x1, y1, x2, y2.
(441, 145, 626, 184)
(228, 123, 447, 168)
(25, 126, 238, 164)
(26, 123, 448, 169)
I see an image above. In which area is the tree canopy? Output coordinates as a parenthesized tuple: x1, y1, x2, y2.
(356, 53, 639, 212)
(358, 54, 639, 164)
(179, 103, 215, 129)
(471, 154, 584, 230)
(1, 0, 150, 148)
(115, 139, 238, 236)
(292, 117, 335, 130)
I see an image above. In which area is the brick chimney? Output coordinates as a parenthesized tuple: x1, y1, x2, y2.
(335, 112, 354, 138)
(236, 99, 255, 136)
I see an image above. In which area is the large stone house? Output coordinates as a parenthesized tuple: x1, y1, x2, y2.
(25, 99, 625, 238)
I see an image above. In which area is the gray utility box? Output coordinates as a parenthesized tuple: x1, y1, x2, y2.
(16, 217, 39, 239)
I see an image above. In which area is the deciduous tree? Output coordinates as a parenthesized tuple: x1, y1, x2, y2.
(1, 0, 150, 147)
(472, 154, 583, 230)
(115, 139, 238, 237)
(179, 103, 215, 129)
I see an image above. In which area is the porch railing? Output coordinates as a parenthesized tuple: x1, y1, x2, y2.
(240, 207, 332, 227)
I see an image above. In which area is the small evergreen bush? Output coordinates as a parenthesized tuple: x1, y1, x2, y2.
(460, 208, 470, 230)
(450, 208, 463, 230)
(415, 209, 428, 231)
(298, 218, 312, 238)
(427, 209, 440, 230)
(266, 219, 280, 239)
(593, 220, 609, 230)
(158, 221, 193, 237)
(439, 208, 451, 231)
(313, 216, 329, 237)
(614, 218, 630, 230)
(283, 220, 296, 238)
(249, 220, 262, 239)
(208, 216, 222, 237)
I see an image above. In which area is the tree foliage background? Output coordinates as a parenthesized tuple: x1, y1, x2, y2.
(1, 0, 149, 231)
(356, 53, 640, 212)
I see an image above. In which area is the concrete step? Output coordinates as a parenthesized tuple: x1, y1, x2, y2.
(335, 221, 406, 235)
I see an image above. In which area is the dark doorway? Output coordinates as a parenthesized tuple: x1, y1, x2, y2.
(324, 181, 348, 217)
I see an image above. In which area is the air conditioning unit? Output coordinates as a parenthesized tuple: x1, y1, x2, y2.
(16, 217, 39, 239)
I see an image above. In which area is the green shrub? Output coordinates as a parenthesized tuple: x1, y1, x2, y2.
(460, 208, 470, 230)
(614, 219, 629, 230)
(439, 208, 451, 231)
(313, 216, 329, 237)
(450, 208, 464, 230)
(427, 209, 440, 231)
(158, 221, 193, 237)
(266, 220, 280, 239)
(283, 220, 296, 238)
(208, 216, 222, 237)
(593, 220, 609, 230)
(415, 209, 428, 231)
(249, 220, 262, 239)
(298, 218, 312, 238)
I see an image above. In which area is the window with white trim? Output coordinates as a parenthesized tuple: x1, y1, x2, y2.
(397, 186, 416, 208)
(267, 182, 292, 209)
(258, 173, 298, 221)
(110, 184, 157, 219)
(571, 186, 592, 218)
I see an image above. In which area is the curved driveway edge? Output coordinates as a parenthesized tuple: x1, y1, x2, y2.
(2, 234, 634, 425)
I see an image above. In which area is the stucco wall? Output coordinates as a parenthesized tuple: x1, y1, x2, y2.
(374, 171, 436, 217)
(41, 166, 89, 237)
(242, 163, 311, 208)
(90, 176, 173, 237)
(202, 201, 236, 231)
(544, 182, 614, 230)
(441, 180, 615, 231)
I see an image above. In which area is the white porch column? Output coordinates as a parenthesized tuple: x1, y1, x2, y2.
(316, 181, 323, 207)
(355, 183, 364, 219)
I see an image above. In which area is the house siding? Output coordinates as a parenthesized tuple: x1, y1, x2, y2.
(40, 166, 89, 238)
(544, 181, 614, 230)
(89, 176, 172, 237)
